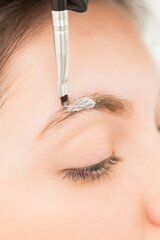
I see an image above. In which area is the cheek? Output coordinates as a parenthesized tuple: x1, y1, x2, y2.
(46, 182, 142, 240)
(0, 171, 141, 240)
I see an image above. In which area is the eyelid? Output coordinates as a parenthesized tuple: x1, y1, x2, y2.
(53, 125, 113, 169)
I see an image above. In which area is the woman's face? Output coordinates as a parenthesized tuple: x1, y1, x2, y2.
(0, 1, 160, 239)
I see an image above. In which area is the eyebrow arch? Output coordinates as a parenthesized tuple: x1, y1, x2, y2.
(36, 92, 134, 141)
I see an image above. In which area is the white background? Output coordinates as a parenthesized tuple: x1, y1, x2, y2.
(142, 0, 160, 67)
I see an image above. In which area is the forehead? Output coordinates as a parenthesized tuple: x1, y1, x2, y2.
(68, 1, 159, 112)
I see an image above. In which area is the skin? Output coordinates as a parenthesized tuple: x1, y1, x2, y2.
(0, 0, 160, 239)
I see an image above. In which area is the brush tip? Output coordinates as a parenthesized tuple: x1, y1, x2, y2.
(61, 95, 69, 106)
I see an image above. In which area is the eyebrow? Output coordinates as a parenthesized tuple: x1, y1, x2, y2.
(36, 92, 134, 141)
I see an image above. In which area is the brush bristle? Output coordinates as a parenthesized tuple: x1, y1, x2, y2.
(61, 95, 69, 106)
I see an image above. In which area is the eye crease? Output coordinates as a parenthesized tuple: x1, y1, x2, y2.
(61, 155, 122, 184)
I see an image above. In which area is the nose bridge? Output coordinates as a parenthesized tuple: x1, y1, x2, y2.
(147, 135, 160, 189)
(144, 132, 160, 227)
(143, 133, 160, 193)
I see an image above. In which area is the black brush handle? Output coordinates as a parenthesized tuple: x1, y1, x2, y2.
(67, 0, 89, 12)
(52, 0, 67, 11)
(52, 0, 89, 12)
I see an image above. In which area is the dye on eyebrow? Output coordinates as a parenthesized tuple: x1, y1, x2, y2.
(65, 97, 97, 112)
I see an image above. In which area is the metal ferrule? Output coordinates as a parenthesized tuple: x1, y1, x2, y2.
(52, 10, 69, 97)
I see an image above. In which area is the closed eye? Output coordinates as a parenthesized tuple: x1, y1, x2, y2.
(61, 154, 122, 184)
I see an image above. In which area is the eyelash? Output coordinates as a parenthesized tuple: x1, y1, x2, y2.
(62, 155, 121, 183)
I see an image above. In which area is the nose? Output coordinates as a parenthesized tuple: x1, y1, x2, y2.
(146, 192, 160, 226)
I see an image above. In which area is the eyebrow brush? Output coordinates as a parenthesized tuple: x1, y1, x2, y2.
(51, 0, 69, 106)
